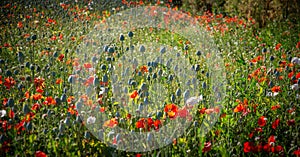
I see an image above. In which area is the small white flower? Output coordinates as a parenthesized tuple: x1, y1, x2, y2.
(99, 87, 105, 95)
(291, 84, 299, 91)
(87, 116, 96, 124)
(0, 110, 7, 117)
(186, 95, 203, 106)
(291, 57, 300, 65)
(254, 136, 260, 141)
(267, 92, 279, 97)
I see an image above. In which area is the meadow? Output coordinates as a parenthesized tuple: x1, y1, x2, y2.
(0, 0, 299, 156)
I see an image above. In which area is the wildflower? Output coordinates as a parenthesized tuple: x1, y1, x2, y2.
(103, 118, 118, 128)
(0, 110, 6, 117)
(35, 151, 47, 157)
(164, 103, 178, 118)
(271, 86, 281, 93)
(185, 95, 203, 107)
(17, 21, 23, 28)
(244, 141, 254, 153)
(136, 118, 145, 129)
(202, 141, 212, 153)
(258, 116, 267, 127)
(87, 116, 96, 124)
(291, 84, 299, 91)
(271, 118, 280, 130)
(275, 43, 281, 51)
(130, 90, 138, 99)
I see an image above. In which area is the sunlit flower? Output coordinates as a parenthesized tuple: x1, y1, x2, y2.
(87, 116, 96, 124)
(0, 109, 7, 117)
(258, 116, 267, 127)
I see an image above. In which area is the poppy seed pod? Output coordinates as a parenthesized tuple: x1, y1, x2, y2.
(184, 44, 189, 50)
(23, 104, 30, 115)
(196, 50, 201, 56)
(108, 47, 115, 53)
(176, 88, 181, 97)
(119, 34, 125, 41)
(59, 123, 65, 133)
(152, 73, 157, 79)
(61, 93, 67, 102)
(31, 34, 37, 40)
(128, 31, 133, 38)
(160, 47, 166, 54)
(139, 45, 146, 53)
(102, 74, 108, 83)
(103, 45, 109, 52)
(171, 94, 176, 103)
(25, 122, 32, 131)
(64, 117, 71, 126)
(17, 52, 24, 63)
(7, 98, 14, 107)
(6, 70, 12, 76)
(98, 130, 104, 139)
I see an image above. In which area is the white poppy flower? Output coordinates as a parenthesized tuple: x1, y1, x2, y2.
(0, 110, 6, 117)
(291, 84, 299, 91)
(87, 116, 96, 124)
(186, 95, 203, 106)
(291, 57, 300, 65)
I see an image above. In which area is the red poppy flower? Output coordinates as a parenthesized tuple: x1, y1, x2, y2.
(202, 141, 212, 153)
(136, 118, 145, 129)
(0, 75, 2, 84)
(258, 116, 267, 127)
(33, 93, 42, 101)
(55, 78, 62, 84)
(34, 77, 45, 89)
(8, 110, 14, 119)
(84, 76, 94, 86)
(177, 108, 189, 118)
(271, 104, 281, 110)
(288, 71, 294, 78)
(140, 65, 148, 73)
(199, 108, 206, 114)
(244, 141, 254, 153)
(296, 41, 300, 49)
(58, 54, 64, 62)
(273, 145, 283, 153)
(43, 97, 56, 105)
(32, 103, 41, 111)
(294, 148, 300, 156)
(35, 151, 47, 157)
(287, 119, 295, 126)
(36, 88, 44, 93)
(17, 21, 23, 28)
(268, 135, 276, 146)
(130, 90, 138, 99)
(271, 118, 280, 130)
(103, 118, 118, 128)
(51, 35, 57, 41)
(84, 63, 92, 69)
(3, 77, 16, 90)
(147, 118, 154, 127)
(164, 104, 178, 118)
(136, 154, 142, 157)
(271, 86, 281, 93)
(234, 103, 244, 113)
(296, 72, 300, 79)
(153, 119, 161, 130)
(59, 33, 63, 40)
(275, 43, 281, 50)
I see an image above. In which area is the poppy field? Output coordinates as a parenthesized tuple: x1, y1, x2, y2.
(0, 0, 299, 156)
